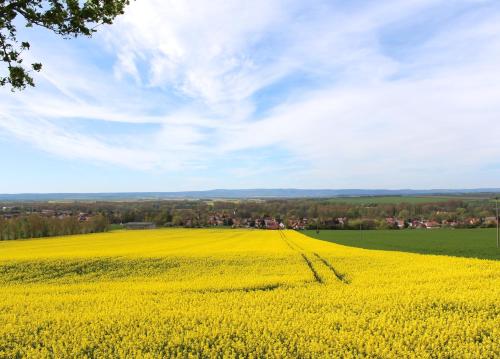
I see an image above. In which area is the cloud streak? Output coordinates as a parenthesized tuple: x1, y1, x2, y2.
(1, 0, 499, 188)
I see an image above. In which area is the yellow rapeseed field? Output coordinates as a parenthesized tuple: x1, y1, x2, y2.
(1, 229, 499, 358)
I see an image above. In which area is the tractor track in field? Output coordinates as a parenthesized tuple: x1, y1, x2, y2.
(313, 253, 350, 284)
(300, 253, 323, 284)
(279, 230, 323, 284)
(279, 230, 349, 285)
(189, 283, 283, 294)
(279, 230, 296, 251)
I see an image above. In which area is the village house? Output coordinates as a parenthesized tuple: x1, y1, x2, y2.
(442, 219, 458, 227)
(207, 215, 224, 226)
(254, 218, 265, 228)
(424, 220, 441, 229)
(411, 220, 428, 229)
(484, 216, 498, 225)
(385, 217, 405, 229)
(231, 218, 242, 228)
(264, 219, 279, 230)
(288, 218, 307, 230)
(78, 212, 90, 222)
(466, 218, 480, 226)
(57, 210, 73, 219)
(41, 209, 56, 217)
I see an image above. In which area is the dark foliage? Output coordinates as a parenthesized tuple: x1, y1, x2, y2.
(0, 213, 108, 240)
(0, 0, 130, 90)
(1, 197, 497, 240)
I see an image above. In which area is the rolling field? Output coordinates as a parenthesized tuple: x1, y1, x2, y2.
(325, 196, 473, 204)
(304, 229, 500, 260)
(1, 229, 499, 357)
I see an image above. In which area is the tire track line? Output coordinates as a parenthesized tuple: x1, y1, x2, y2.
(279, 230, 323, 284)
(300, 253, 323, 284)
(313, 252, 350, 284)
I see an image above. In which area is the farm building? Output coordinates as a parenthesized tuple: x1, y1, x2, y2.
(124, 222, 156, 230)
(264, 219, 279, 230)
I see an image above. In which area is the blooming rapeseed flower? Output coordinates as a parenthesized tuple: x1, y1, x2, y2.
(0, 229, 498, 357)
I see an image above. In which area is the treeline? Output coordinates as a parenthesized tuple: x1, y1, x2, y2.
(1, 197, 498, 235)
(0, 214, 109, 240)
(105, 199, 497, 228)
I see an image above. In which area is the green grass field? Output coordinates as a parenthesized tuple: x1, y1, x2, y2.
(303, 229, 499, 260)
(324, 196, 475, 204)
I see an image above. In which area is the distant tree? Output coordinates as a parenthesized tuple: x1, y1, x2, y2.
(87, 213, 109, 232)
(60, 216, 79, 235)
(376, 220, 391, 230)
(478, 210, 491, 219)
(0, 0, 131, 90)
(26, 213, 46, 237)
(398, 209, 410, 220)
(0, 217, 6, 240)
(456, 207, 467, 222)
(153, 210, 172, 226)
(172, 215, 183, 227)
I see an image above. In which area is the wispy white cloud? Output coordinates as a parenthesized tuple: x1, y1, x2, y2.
(0, 115, 160, 170)
(1, 0, 499, 188)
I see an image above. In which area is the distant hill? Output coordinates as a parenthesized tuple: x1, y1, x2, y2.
(0, 188, 499, 201)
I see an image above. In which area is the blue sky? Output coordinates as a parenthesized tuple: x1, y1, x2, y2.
(1, 0, 500, 193)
